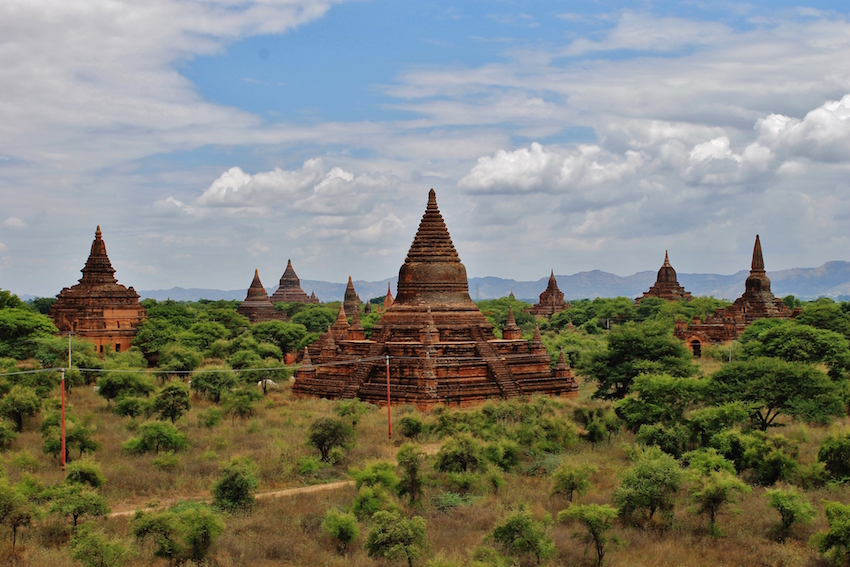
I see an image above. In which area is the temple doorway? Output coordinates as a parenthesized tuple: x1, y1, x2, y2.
(690, 340, 701, 358)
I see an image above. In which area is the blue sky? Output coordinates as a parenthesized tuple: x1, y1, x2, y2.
(2, 0, 850, 297)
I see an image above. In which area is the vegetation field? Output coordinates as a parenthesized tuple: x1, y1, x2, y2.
(1, 289, 850, 566)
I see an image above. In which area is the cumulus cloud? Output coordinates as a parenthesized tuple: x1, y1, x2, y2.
(459, 142, 644, 193)
(3, 218, 26, 229)
(756, 94, 850, 162)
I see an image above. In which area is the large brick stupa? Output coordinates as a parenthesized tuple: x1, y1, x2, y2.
(50, 226, 147, 355)
(293, 189, 577, 408)
(270, 260, 319, 304)
(636, 251, 692, 304)
(237, 269, 288, 324)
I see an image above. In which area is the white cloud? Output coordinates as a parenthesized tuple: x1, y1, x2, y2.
(0, 243, 6, 252)
(3, 218, 26, 229)
(756, 94, 850, 162)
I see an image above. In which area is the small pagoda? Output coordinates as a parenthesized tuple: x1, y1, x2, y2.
(675, 235, 797, 355)
(525, 271, 570, 318)
(270, 260, 319, 304)
(636, 251, 692, 304)
(293, 189, 577, 408)
(237, 269, 288, 324)
(49, 226, 147, 355)
(382, 282, 394, 310)
(343, 276, 362, 315)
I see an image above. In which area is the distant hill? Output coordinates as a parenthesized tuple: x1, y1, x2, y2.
(135, 261, 850, 303)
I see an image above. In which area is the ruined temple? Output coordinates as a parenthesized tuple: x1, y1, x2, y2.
(343, 276, 362, 315)
(49, 226, 147, 355)
(270, 260, 319, 304)
(237, 269, 288, 324)
(636, 251, 692, 304)
(674, 235, 796, 355)
(293, 189, 578, 408)
(525, 270, 570, 318)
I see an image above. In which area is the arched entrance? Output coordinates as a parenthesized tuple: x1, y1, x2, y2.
(689, 339, 701, 358)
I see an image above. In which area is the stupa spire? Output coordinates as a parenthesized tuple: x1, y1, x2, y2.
(405, 188, 460, 264)
(663, 250, 671, 267)
(751, 234, 765, 272)
(80, 225, 117, 285)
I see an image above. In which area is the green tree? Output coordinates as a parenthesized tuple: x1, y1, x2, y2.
(586, 322, 695, 400)
(742, 321, 850, 378)
(0, 307, 58, 359)
(397, 444, 426, 504)
(490, 509, 555, 566)
(157, 344, 202, 378)
(133, 318, 178, 364)
(818, 432, 850, 480)
(350, 460, 399, 491)
(765, 487, 815, 541)
(222, 387, 263, 423)
(815, 501, 850, 566)
(551, 462, 596, 502)
(152, 382, 191, 424)
(70, 524, 132, 567)
(0, 385, 40, 431)
(190, 366, 238, 403)
(96, 371, 155, 404)
(65, 458, 107, 489)
(0, 421, 18, 450)
(122, 421, 187, 454)
(308, 417, 354, 462)
(707, 357, 844, 430)
(250, 320, 308, 356)
(41, 411, 102, 460)
(291, 306, 338, 334)
(0, 290, 24, 310)
(49, 484, 110, 526)
(795, 299, 850, 338)
(614, 373, 703, 432)
(334, 398, 376, 428)
(174, 503, 225, 563)
(558, 504, 619, 567)
(434, 434, 484, 473)
(613, 448, 683, 523)
(211, 457, 259, 512)
(364, 510, 427, 567)
(177, 321, 229, 352)
(0, 480, 35, 553)
(132, 509, 183, 565)
(688, 470, 750, 537)
(322, 508, 360, 553)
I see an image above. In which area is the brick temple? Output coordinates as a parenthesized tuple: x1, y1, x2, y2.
(293, 189, 577, 408)
(270, 260, 319, 304)
(636, 251, 692, 304)
(674, 235, 796, 355)
(343, 276, 362, 315)
(525, 270, 570, 318)
(49, 226, 147, 355)
(237, 269, 288, 324)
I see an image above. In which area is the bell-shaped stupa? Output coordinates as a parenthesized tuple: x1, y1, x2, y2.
(636, 251, 692, 304)
(293, 189, 577, 407)
(237, 269, 288, 323)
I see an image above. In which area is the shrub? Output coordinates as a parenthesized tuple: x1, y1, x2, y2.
(113, 396, 149, 419)
(49, 484, 110, 526)
(559, 503, 620, 567)
(152, 453, 180, 471)
(352, 486, 398, 520)
(551, 462, 596, 502)
(211, 457, 259, 512)
(435, 434, 484, 473)
(65, 459, 106, 489)
(613, 448, 683, 524)
(0, 421, 19, 450)
(349, 460, 399, 491)
(490, 508, 555, 566)
(364, 510, 427, 567)
(432, 492, 478, 513)
(765, 487, 815, 541)
(484, 440, 522, 472)
(190, 366, 238, 403)
(397, 444, 426, 504)
(814, 501, 850, 565)
(689, 470, 750, 537)
(70, 524, 133, 567)
(122, 421, 187, 454)
(197, 407, 222, 429)
(308, 417, 354, 462)
(322, 509, 360, 553)
(151, 382, 191, 424)
(0, 385, 40, 432)
(400, 416, 424, 439)
(818, 432, 850, 480)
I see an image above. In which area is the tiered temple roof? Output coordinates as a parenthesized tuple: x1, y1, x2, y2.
(293, 189, 577, 408)
(49, 226, 147, 355)
(270, 260, 319, 304)
(525, 270, 570, 318)
(237, 269, 288, 324)
(636, 251, 692, 304)
(674, 235, 797, 354)
(343, 276, 362, 315)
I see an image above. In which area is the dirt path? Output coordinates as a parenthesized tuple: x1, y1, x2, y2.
(108, 480, 355, 518)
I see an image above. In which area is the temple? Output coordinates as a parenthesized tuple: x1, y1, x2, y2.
(674, 235, 796, 355)
(49, 226, 147, 355)
(270, 260, 319, 304)
(383, 282, 394, 310)
(525, 271, 570, 318)
(237, 269, 288, 324)
(293, 189, 578, 408)
(343, 276, 362, 315)
(636, 251, 692, 304)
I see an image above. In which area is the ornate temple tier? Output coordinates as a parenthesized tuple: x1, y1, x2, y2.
(343, 276, 362, 315)
(270, 260, 319, 304)
(293, 189, 577, 408)
(237, 269, 288, 324)
(636, 251, 692, 304)
(525, 270, 570, 319)
(49, 226, 147, 355)
(674, 235, 797, 354)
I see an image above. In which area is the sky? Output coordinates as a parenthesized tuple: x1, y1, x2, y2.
(2, 0, 850, 297)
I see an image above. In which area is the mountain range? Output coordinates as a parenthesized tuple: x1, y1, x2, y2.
(135, 261, 850, 303)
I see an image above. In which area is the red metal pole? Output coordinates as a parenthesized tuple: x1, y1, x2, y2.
(61, 368, 66, 472)
(386, 355, 392, 439)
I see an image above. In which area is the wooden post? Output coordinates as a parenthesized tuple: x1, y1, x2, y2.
(61, 368, 66, 472)
(386, 355, 392, 439)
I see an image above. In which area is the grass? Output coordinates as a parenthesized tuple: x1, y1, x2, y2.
(0, 376, 848, 566)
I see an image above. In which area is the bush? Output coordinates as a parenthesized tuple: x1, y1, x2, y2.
(352, 486, 398, 520)
(308, 418, 354, 462)
(814, 501, 850, 565)
(559, 503, 620, 567)
(122, 422, 187, 454)
(71, 524, 133, 567)
(65, 459, 106, 489)
(490, 508, 555, 566)
(551, 462, 596, 502)
(211, 457, 259, 512)
(435, 434, 484, 473)
(765, 487, 815, 540)
(818, 432, 850, 480)
(322, 509, 360, 553)
(364, 510, 427, 567)
(613, 448, 683, 524)
(400, 416, 424, 439)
